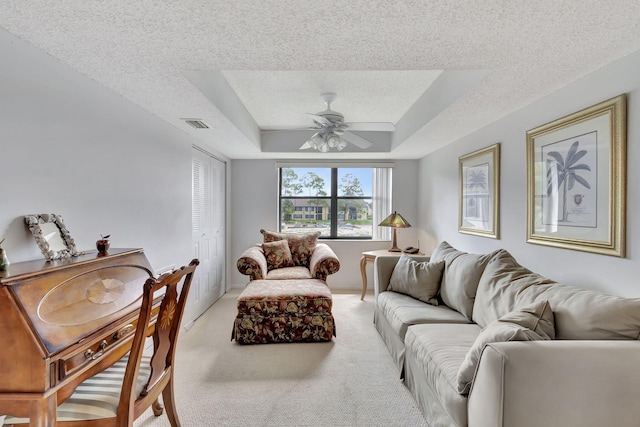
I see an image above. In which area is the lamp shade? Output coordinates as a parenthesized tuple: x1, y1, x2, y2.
(378, 211, 411, 252)
(378, 211, 411, 228)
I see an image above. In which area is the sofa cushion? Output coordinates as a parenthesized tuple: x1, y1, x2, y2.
(457, 300, 555, 394)
(430, 241, 494, 319)
(262, 240, 294, 271)
(475, 250, 640, 340)
(473, 249, 554, 328)
(377, 291, 472, 341)
(265, 266, 312, 280)
(525, 283, 640, 340)
(236, 278, 332, 316)
(261, 229, 320, 267)
(404, 323, 482, 427)
(388, 254, 445, 305)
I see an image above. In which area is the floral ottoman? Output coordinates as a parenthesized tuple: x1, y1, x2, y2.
(232, 279, 336, 344)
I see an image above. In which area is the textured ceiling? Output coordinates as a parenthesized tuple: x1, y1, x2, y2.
(1, 1, 639, 159)
(222, 70, 444, 129)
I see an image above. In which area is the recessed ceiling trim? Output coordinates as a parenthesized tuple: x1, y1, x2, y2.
(185, 70, 260, 148)
(275, 160, 395, 168)
(392, 69, 492, 149)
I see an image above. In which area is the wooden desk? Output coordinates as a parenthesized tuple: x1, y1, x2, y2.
(0, 249, 155, 427)
(359, 250, 425, 300)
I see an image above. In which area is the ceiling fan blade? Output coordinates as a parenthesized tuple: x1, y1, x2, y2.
(345, 122, 396, 132)
(306, 113, 332, 126)
(342, 131, 374, 149)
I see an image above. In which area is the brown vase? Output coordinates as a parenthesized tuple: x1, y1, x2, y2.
(96, 239, 110, 254)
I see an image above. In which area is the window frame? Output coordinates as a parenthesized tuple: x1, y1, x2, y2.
(279, 167, 374, 239)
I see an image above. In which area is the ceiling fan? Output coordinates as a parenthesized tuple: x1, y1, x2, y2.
(266, 93, 395, 152)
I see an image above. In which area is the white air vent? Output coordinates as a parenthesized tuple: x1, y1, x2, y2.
(182, 118, 209, 129)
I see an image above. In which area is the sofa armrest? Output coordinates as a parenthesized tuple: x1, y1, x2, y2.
(373, 255, 430, 299)
(468, 340, 640, 427)
(236, 245, 267, 280)
(309, 243, 340, 281)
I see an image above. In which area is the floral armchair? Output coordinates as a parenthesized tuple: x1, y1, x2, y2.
(237, 229, 340, 282)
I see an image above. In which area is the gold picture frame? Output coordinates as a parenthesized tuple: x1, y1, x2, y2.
(526, 94, 626, 257)
(459, 143, 500, 239)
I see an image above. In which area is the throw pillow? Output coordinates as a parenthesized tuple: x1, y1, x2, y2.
(260, 229, 320, 267)
(500, 299, 555, 340)
(388, 254, 445, 305)
(456, 300, 555, 395)
(262, 240, 294, 271)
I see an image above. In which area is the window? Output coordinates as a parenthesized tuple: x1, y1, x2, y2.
(279, 165, 392, 239)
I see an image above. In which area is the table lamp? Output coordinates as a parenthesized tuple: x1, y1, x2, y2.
(378, 211, 411, 252)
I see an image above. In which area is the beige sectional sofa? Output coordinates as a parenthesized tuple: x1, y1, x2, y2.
(373, 241, 640, 427)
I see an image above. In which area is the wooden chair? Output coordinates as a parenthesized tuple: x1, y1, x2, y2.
(4, 259, 199, 427)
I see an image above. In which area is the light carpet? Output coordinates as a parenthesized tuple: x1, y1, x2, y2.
(134, 289, 427, 426)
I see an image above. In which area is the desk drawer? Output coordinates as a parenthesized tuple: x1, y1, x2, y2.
(58, 321, 137, 381)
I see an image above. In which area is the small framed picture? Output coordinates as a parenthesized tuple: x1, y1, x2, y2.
(526, 94, 626, 257)
(459, 143, 500, 239)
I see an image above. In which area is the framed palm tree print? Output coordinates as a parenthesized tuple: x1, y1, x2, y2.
(459, 143, 500, 238)
(526, 94, 626, 257)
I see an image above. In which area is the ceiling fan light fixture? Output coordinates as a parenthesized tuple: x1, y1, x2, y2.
(305, 133, 324, 150)
(327, 134, 340, 148)
(296, 93, 377, 152)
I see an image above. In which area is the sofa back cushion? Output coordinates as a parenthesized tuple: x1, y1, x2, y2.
(261, 229, 320, 267)
(473, 249, 554, 327)
(527, 283, 640, 340)
(430, 241, 494, 319)
(474, 249, 640, 340)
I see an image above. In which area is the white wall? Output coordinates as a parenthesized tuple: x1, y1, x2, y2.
(0, 30, 217, 275)
(230, 160, 420, 290)
(418, 49, 640, 298)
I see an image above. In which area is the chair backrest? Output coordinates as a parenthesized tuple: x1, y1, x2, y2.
(118, 258, 199, 424)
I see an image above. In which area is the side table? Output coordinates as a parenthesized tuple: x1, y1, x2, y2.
(359, 249, 425, 300)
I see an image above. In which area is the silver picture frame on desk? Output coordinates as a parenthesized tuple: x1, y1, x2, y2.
(24, 213, 81, 261)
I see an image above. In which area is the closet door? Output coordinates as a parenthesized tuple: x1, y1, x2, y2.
(210, 155, 226, 301)
(189, 147, 226, 325)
